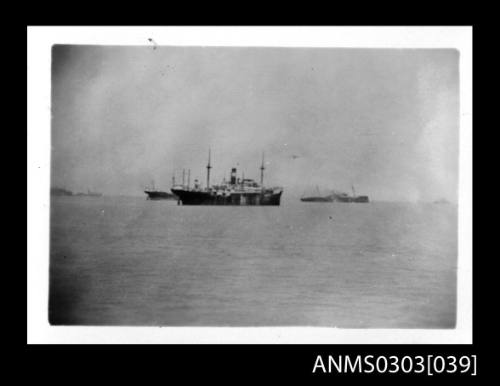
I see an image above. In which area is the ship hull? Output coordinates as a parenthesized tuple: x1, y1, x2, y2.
(300, 196, 333, 202)
(300, 194, 369, 203)
(332, 194, 369, 203)
(172, 189, 282, 206)
(144, 190, 177, 200)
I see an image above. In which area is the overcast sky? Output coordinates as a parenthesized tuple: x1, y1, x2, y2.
(51, 45, 459, 202)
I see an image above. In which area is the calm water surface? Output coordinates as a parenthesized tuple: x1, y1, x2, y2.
(49, 196, 457, 327)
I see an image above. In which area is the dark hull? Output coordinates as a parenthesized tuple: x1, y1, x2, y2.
(300, 196, 333, 202)
(144, 190, 177, 200)
(172, 189, 282, 206)
(51, 188, 73, 196)
(76, 193, 102, 197)
(300, 194, 369, 203)
(332, 195, 370, 203)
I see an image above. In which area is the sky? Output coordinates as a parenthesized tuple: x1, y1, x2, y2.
(51, 45, 459, 202)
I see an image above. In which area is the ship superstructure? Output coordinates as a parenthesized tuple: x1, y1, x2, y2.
(171, 151, 283, 206)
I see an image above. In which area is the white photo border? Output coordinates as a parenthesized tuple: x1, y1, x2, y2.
(27, 26, 473, 344)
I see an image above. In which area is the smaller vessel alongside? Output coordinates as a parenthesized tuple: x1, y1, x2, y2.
(144, 190, 176, 200)
(144, 180, 177, 200)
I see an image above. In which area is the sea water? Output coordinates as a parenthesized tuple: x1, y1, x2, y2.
(49, 196, 457, 327)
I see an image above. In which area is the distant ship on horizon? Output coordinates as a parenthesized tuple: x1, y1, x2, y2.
(433, 198, 451, 205)
(75, 189, 103, 197)
(301, 185, 369, 203)
(50, 187, 73, 196)
(51, 187, 103, 197)
(300, 186, 334, 202)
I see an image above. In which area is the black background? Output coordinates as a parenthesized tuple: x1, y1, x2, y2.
(24, 17, 482, 381)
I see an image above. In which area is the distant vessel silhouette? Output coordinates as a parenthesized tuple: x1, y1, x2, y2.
(51, 187, 73, 196)
(301, 185, 369, 203)
(300, 186, 334, 202)
(75, 189, 103, 197)
(433, 198, 451, 204)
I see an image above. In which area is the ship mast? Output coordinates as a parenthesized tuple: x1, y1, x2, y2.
(206, 148, 212, 189)
(351, 184, 356, 197)
(260, 152, 265, 187)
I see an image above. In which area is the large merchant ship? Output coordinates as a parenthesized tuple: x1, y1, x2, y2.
(171, 151, 283, 206)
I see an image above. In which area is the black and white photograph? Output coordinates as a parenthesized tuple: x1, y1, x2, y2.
(27, 27, 472, 343)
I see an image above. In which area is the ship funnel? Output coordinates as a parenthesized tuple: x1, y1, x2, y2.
(230, 168, 237, 185)
(260, 152, 265, 187)
(206, 148, 212, 189)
